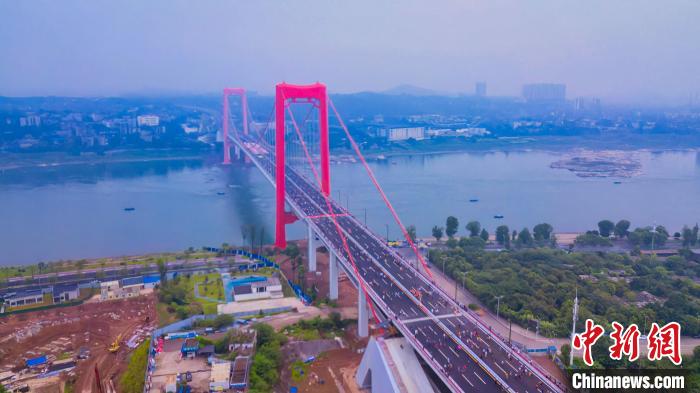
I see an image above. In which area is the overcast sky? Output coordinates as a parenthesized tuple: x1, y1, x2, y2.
(1, 0, 698, 104)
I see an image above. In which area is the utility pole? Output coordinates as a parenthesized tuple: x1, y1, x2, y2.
(364, 208, 367, 226)
(509, 319, 512, 345)
(454, 278, 458, 301)
(386, 224, 390, 244)
(495, 295, 504, 320)
(570, 288, 579, 367)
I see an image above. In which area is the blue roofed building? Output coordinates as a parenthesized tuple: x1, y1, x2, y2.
(52, 283, 79, 304)
(5, 289, 46, 309)
(143, 275, 161, 289)
(26, 355, 47, 368)
(181, 338, 199, 359)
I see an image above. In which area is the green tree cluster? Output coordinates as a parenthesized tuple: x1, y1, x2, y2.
(248, 324, 288, 393)
(119, 339, 151, 393)
(428, 247, 700, 337)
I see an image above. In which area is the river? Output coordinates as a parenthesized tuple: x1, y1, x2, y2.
(2, 149, 700, 265)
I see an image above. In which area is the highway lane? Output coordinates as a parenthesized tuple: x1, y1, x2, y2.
(289, 165, 556, 392)
(238, 138, 564, 393)
(278, 160, 563, 393)
(273, 161, 504, 392)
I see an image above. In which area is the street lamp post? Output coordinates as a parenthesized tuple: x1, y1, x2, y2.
(386, 224, 389, 243)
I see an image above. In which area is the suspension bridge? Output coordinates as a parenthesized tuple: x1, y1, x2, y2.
(222, 83, 566, 393)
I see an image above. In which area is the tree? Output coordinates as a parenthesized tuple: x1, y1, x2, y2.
(533, 223, 553, 241)
(480, 228, 489, 242)
(459, 236, 486, 250)
(119, 339, 151, 393)
(598, 220, 615, 238)
(297, 263, 306, 291)
(432, 226, 444, 242)
(693, 224, 699, 246)
(614, 219, 631, 238)
(517, 228, 533, 247)
(684, 225, 696, 247)
(157, 259, 168, 283)
(466, 221, 481, 237)
(407, 225, 417, 243)
(283, 243, 300, 259)
(446, 216, 459, 238)
(213, 314, 234, 329)
(512, 230, 517, 241)
(495, 225, 510, 245)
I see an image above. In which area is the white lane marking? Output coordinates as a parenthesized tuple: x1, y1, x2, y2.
(506, 360, 518, 372)
(437, 349, 450, 362)
(449, 346, 459, 357)
(478, 336, 491, 348)
(495, 362, 508, 377)
(461, 374, 474, 387)
(474, 371, 486, 384)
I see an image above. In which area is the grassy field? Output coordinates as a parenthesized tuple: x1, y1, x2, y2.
(185, 273, 223, 314)
(194, 274, 225, 301)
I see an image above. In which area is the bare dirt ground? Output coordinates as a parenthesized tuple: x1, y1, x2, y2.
(151, 339, 210, 393)
(279, 328, 368, 393)
(0, 295, 156, 392)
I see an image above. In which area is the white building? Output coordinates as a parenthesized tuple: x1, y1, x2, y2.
(385, 127, 425, 142)
(100, 277, 155, 300)
(137, 115, 160, 127)
(232, 277, 283, 302)
(209, 361, 232, 392)
(4, 290, 44, 308)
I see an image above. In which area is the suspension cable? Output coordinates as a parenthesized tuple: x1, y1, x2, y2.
(329, 98, 434, 280)
(282, 91, 382, 327)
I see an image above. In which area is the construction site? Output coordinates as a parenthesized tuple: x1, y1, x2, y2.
(0, 294, 156, 393)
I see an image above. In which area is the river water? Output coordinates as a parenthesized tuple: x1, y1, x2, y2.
(2, 150, 700, 265)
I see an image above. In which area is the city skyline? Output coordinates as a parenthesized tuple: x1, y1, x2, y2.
(0, 0, 699, 105)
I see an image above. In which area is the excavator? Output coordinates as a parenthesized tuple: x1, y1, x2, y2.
(108, 334, 122, 353)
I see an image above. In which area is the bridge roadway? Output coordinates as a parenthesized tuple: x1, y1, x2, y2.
(236, 139, 564, 393)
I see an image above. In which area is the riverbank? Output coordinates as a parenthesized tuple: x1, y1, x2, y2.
(346, 134, 700, 160)
(0, 148, 212, 171)
(6, 134, 700, 171)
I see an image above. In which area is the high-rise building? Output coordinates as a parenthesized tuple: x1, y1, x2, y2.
(137, 115, 160, 127)
(383, 127, 425, 142)
(574, 97, 601, 113)
(475, 82, 487, 97)
(522, 83, 566, 102)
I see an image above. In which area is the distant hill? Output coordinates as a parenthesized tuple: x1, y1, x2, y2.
(381, 84, 444, 96)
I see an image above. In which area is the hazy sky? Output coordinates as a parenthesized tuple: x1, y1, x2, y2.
(1, 0, 699, 103)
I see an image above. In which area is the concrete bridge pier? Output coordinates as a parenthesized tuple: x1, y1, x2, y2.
(307, 225, 317, 272)
(329, 251, 338, 300)
(358, 287, 369, 337)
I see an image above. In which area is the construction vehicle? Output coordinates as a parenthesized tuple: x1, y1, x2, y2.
(108, 334, 122, 353)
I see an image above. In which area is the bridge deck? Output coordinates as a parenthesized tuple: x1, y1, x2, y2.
(235, 136, 564, 393)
